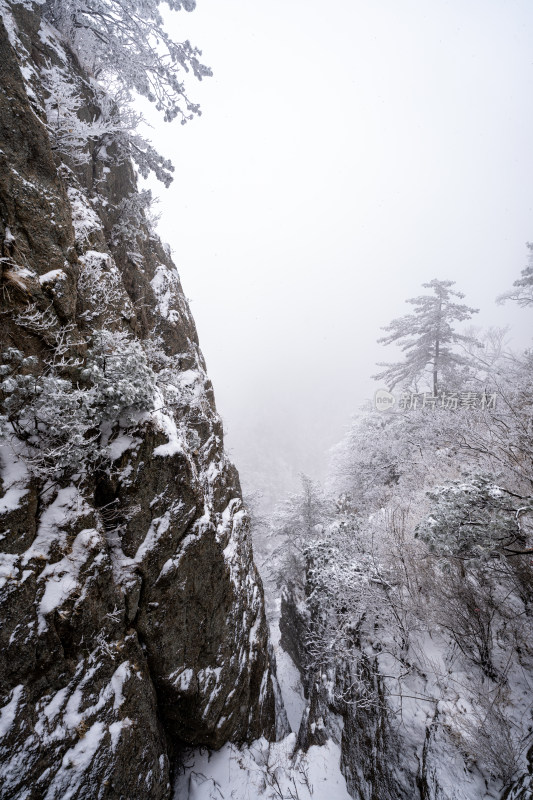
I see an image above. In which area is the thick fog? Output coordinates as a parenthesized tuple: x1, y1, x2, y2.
(143, 0, 533, 506)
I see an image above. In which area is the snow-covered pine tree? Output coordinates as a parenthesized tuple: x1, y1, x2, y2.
(373, 278, 479, 394)
(498, 242, 533, 308)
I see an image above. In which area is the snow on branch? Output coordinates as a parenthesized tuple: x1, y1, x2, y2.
(43, 0, 211, 124)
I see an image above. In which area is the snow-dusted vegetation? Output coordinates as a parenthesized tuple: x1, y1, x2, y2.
(266, 276, 533, 799)
(0, 0, 532, 797)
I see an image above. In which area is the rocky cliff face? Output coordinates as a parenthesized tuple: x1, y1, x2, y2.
(0, 3, 282, 797)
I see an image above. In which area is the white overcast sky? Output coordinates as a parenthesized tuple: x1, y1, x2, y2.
(144, 0, 533, 502)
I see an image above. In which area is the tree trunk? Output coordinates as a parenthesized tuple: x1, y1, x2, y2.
(433, 337, 439, 395)
(433, 297, 442, 395)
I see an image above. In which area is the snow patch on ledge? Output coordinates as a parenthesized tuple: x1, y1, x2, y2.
(22, 485, 89, 565)
(39, 269, 67, 285)
(37, 527, 101, 633)
(150, 263, 181, 323)
(0, 1, 18, 48)
(135, 508, 177, 564)
(106, 434, 139, 462)
(0, 685, 24, 738)
(151, 389, 185, 458)
(67, 186, 102, 243)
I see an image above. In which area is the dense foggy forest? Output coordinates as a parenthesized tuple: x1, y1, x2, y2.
(0, 0, 532, 798)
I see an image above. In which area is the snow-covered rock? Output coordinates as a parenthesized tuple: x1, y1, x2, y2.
(0, 4, 282, 797)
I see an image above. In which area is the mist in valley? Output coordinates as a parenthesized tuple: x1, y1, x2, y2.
(145, 0, 533, 511)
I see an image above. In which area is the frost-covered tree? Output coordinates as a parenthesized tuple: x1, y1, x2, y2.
(111, 189, 160, 258)
(42, 59, 177, 184)
(0, 324, 156, 480)
(269, 474, 332, 590)
(278, 288, 533, 787)
(43, 0, 211, 123)
(42, 65, 97, 165)
(305, 517, 387, 656)
(416, 475, 532, 561)
(329, 412, 408, 510)
(373, 279, 479, 394)
(81, 328, 156, 421)
(39, 0, 210, 183)
(497, 242, 533, 308)
(77, 251, 134, 322)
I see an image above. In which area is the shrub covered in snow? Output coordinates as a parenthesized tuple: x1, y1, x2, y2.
(416, 474, 531, 562)
(0, 328, 156, 480)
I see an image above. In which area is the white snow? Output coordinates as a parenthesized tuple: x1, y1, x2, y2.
(0, 553, 20, 590)
(39, 269, 67, 285)
(42, 687, 70, 724)
(37, 527, 100, 633)
(31, 660, 135, 757)
(43, 721, 106, 800)
(0, 1, 18, 48)
(38, 18, 68, 63)
(0, 444, 30, 515)
(134, 508, 178, 563)
(173, 735, 352, 800)
(269, 614, 306, 734)
(109, 718, 132, 752)
(152, 396, 185, 458)
(67, 187, 102, 243)
(22, 485, 88, 565)
(170, 668, 194, 692)
(0, 685, 23, 738)
(109, 661, 131, 710)
(106, 434, 138, 461)
(150, 264, 181, 323)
